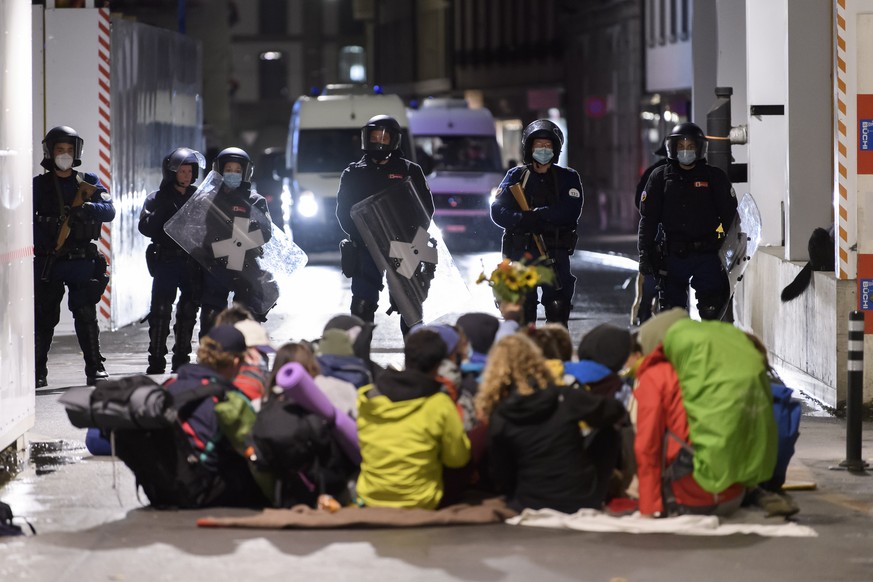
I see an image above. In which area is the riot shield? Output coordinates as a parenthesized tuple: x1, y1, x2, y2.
(350, 178, 472, 326)
(719, 192, 762, 292)
(164, 171, 308, 315)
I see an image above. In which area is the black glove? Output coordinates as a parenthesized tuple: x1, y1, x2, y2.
(515, 211, 540, 232)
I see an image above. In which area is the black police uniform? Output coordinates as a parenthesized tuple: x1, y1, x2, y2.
(199, 182, 275, 333)
(633, 157, 668, 325)
(638, 160, 737, 319)
(491, 164, 584, 324)
(335, 154, 434, 324)
(33, 171, 115, 386)
(138, 181, 201, 373)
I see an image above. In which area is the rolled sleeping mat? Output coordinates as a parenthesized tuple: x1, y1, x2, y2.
(275, 362, 361, 464)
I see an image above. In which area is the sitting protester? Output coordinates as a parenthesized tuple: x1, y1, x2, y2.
(271, 341, 357, 419)
(476, 334, 626, 513)
(356, 328, 471, 509)
(233, 319, 276, 402)
(565, 324, 633, 398)
(525, 323, 574, 384)
(634, 309, 776, 518)
(316, 314, 375, 388)
(456, 312, 501, 428)
(158, 325, 269, 508)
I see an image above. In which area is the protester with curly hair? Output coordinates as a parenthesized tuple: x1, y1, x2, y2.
(476, 334, 626, 513)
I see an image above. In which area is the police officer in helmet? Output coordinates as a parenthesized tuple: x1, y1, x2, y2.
(638, 122, 737, 320)
(199, 147, 276, 336)
(139, 147, 206, 374)
(33, 126, 116, 387)
(490, 119, 584, 327)
(336, 115, 434, 333)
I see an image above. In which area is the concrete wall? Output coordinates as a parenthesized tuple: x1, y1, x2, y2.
(739, 249, 855, 408)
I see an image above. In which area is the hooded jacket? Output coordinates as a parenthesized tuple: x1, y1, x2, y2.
(356, 368, 471, 509)
(634, 347, 745, 516)
(488, 383, 625, 513)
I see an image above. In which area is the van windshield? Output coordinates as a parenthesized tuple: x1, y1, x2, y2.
(413, 136, 502, 173)
(296, 128, 414, 173)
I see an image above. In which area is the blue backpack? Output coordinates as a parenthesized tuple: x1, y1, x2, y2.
(761, 382, 802, 491)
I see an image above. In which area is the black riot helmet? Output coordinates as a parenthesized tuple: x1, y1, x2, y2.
(42, 126, 84, 168)
(162, 147, 206, 185)
(521, 119, 564, 165)
(212, 147, 254, 181)
(665, 122, 708, 162)
(361, 115, 402, 160)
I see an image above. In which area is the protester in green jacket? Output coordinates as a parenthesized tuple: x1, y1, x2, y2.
(356, 329, 471, 509)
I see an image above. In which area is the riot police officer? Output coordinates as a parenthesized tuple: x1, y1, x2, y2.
(138, 147, 205, 374)
(199, 147, 275, 335)
(490, 119, 583, 327)
(335, 115, 434, 331)
(33, 126, 115, 387)
(638, 122, 737, 320)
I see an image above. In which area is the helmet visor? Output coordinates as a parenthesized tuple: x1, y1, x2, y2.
(167, 149, 206, 173)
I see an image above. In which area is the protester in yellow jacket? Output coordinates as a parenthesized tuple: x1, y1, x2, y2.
(356, 328, 471, 509)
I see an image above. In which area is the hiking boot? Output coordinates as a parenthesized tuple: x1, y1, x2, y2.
(752, 489, 800, 517)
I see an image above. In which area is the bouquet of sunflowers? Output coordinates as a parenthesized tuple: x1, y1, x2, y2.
(476, 256, 555, 304)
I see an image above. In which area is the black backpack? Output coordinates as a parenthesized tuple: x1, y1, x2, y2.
(251, 395, 353, 507)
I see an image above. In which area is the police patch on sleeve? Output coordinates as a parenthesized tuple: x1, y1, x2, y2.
(569, 188, 581, 198)
(640, 191, 647, 203)
(101, 192, 111, 201)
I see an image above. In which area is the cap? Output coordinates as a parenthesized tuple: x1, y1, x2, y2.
(577, 324, 632, 373)
(206, 325, 248, 354)
(456, 312, 500, 355)
(409, 324, 460, 355)
(234, 320, 276, 353)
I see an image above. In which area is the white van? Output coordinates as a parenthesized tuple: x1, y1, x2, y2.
(284, 84, 413, 249)
(407, 98, 505, 246)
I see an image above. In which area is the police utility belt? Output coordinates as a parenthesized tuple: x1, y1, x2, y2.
(666, 238, 721, 256)
(505, 228, 578, 251)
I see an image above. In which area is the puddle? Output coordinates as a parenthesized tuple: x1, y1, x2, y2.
(27, 440, 86, 477)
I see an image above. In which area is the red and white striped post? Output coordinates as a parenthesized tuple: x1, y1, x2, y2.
(96, 7, 112, 326)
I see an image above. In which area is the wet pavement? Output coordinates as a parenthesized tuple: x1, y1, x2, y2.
(2, 236, 873, 581)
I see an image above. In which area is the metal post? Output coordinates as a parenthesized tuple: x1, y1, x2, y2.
(840, 311, 869, 471)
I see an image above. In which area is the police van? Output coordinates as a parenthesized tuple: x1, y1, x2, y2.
(407, 98, 505, 247)
(284, 84, 413, 250)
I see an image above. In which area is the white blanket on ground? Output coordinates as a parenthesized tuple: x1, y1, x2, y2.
(506, 508, 817, 537)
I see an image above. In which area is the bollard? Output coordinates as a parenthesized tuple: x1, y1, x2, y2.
(840, 311, 869, 471)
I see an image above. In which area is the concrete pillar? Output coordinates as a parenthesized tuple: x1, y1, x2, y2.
(714, 0, 748, 196)
(785, 1, 833, 261)
(691, 0, 717, 124)
(745, 0, 787, 247)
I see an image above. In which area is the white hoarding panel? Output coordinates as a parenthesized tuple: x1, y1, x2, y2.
(1, 0, 35, 452)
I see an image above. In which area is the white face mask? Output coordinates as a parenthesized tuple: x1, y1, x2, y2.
(54, 154, 74, 171)
(223, 171, 243, 189)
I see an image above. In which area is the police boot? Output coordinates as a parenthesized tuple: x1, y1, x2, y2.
(544, 298, 571, 328)
(350, 297, 378, 324)
(34, 329, 52, 388)
(146, 301, 173, 374)
(73, 304, 108, 385)
(171, 299, 199, 372)
(198, 306, 222, 339)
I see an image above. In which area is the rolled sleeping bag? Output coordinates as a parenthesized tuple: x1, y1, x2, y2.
(275, 362, 361, 465)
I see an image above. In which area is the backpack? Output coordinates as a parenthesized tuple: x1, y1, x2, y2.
(250, 394, 336, 507)
(760, 381, 801, 491)
(0, 500, 34, 537)
(60, 374, 171, 431)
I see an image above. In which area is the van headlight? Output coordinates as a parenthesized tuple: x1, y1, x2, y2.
(297, 191, 319, 218)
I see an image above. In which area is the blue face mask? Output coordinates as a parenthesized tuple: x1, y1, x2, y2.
(532, 147, 553, 165)
(223, 172, 243, 189)
(677, 150, 697, 166)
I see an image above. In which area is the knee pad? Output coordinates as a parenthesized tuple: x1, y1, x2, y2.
(544, 299, 571, 324)
(351, 297, 378, 323)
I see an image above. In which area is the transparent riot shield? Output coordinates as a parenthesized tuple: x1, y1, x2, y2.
(164, 170, 308, 315)
(350, 178, 472, 326)
(719, 192, 762, 292)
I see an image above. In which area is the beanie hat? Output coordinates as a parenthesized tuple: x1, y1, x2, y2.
(318, 328, 355, 357)
(638, 308, 689, 356)
(577, 324, 633, 373)
(456, 312, 500, 355)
